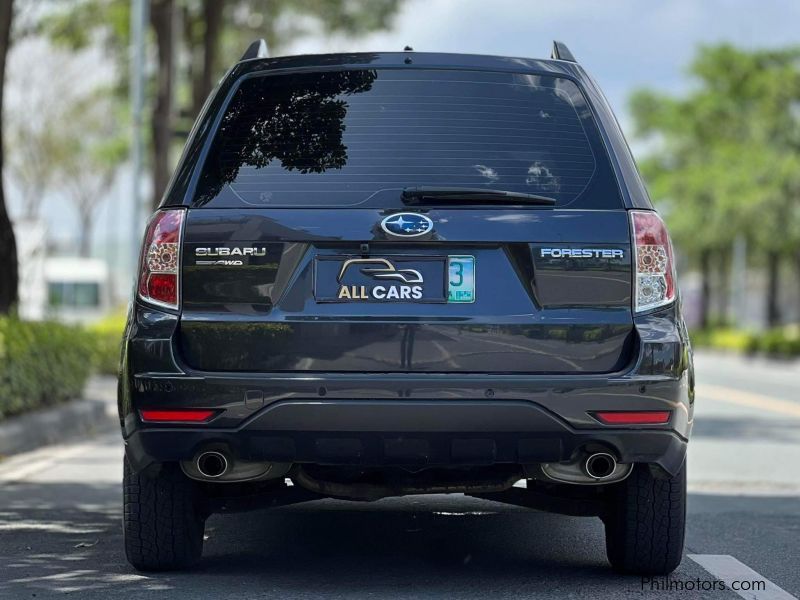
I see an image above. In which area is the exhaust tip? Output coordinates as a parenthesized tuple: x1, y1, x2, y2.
(584, 452, 617, 480)
(196, 451, 228, 479)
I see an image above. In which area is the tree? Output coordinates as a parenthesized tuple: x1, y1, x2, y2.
(56, 92, 127, 256)
(182, 0, 223, 119)
(44, 0, 405, 215)
(630, 92, 747, 328)
(6, 117, 63, 219)
(175, 0, 403, 209)
(0, 0, 17, 314)
(690, 45, 800, 327)
(181, 0, 402, 119)
(630, 44, 800, 328)
(150, 0, 176, 208)
(5, 43, 82, 218)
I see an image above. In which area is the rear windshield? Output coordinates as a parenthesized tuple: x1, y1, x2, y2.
(193, 69, 622, 209)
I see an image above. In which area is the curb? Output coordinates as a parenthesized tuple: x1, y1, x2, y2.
(0, 397, 114, 457)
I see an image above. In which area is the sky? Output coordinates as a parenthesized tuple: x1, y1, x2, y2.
(6, 0, 800, 281)
(289, 0, 800, 133)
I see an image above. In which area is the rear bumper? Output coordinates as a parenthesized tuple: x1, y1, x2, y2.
(125, 397, 688, 476)
(120, 303, 693, 477)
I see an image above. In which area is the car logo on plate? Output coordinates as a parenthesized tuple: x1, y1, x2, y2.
(380, 213, 434, 238)
(338, 258, 423, 284)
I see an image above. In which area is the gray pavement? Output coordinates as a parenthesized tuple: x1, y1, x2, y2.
(0, 351, 798, 599)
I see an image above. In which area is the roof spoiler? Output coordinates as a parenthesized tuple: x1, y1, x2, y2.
(241, 39, 269, 61)
(241, 38, 573, 63)
(550, 40, 576, 62)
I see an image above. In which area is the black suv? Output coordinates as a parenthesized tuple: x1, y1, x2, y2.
(120, 41, 694, 574)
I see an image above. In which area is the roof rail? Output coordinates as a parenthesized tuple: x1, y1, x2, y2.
(241, 39, 269, 61)
(550, 40, 576, 62)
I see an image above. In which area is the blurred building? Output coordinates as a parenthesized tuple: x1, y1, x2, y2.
(44, 257, 112, 324)
(13, 219, 114, 324)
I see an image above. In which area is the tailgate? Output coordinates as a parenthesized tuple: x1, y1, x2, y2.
(177, 208, 634, 374)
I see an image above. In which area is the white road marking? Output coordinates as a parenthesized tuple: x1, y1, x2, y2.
(0, 441, 98, 483)
(689, 554, 798, 600)
(698, 384, 800, 418)
(687, 480, 800, 497)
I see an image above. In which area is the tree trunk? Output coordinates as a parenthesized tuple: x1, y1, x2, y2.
(0, 0, 17, 314)
(698, 249, 711, 330)
(191, 0, 224, 117)
(716, 250, 730, 325)
(182, 5, 200, 119)
(766, 250, 781, 328)
(150, 0, 176, 210)
(78, 209, 92, 258)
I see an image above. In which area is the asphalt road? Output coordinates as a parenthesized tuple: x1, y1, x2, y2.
(1, 352, 798, 599)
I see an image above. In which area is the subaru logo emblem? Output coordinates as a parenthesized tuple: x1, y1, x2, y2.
(380, 213, 434, 238)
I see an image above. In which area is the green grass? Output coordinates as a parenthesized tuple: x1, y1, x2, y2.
(691, 324, 800, 357)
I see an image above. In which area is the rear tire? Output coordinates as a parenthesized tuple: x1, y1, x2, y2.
(603, 461, 686, 575)
(123, 456, 206, 571)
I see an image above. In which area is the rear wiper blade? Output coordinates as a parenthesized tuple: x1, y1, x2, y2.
(401, 186, 557, 206)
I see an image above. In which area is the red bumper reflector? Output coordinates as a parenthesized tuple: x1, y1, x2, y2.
(593, 411, 671, 425)
(140, 410, 215, 423)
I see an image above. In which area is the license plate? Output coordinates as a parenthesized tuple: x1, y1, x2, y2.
(447, 256, 475, 303)
(314, 255, 475, 303)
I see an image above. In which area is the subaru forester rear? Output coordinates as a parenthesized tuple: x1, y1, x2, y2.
(119, 41, 694, 575)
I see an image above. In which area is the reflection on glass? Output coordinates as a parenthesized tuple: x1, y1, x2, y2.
(195, 69, 622, 209)
(196, 69, 378, 205)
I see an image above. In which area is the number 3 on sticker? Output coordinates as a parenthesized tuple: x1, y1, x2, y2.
(447, 256, 475, 303)
(450, 261, 463, 286)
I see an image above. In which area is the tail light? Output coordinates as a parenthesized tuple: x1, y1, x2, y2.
(592, 411, 671, 425)
(631, 210, 676, 313)
(137, 209, 185, 310)
(140, 409, 216, 423)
